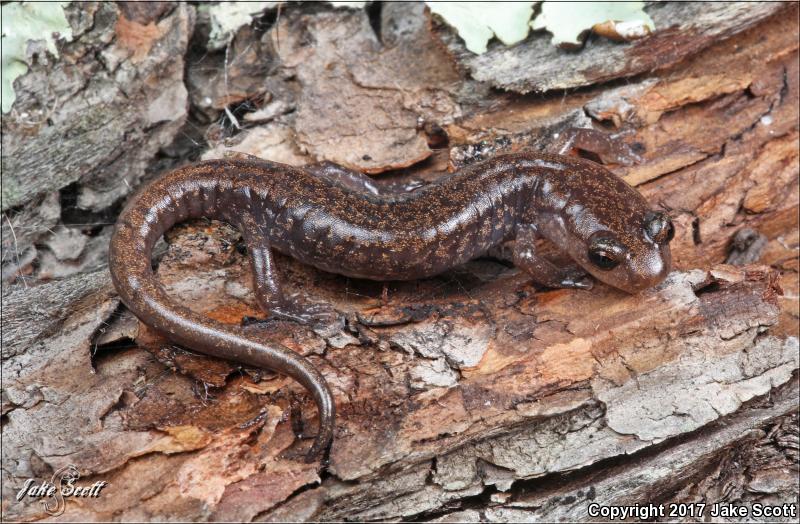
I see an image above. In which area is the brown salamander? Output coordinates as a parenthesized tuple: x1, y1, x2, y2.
(109, 141, 674, 462)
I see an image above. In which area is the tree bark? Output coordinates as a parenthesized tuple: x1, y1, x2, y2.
(2, 2, 797, 522)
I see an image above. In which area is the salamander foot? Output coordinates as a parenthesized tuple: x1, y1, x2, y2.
(270, 294, 345, 337)
(553, 127, 643, 166)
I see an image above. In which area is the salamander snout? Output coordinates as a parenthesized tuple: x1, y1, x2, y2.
(582, 212, 674, 293)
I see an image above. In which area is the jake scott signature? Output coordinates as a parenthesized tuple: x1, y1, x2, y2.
(15, 464, 109, 516)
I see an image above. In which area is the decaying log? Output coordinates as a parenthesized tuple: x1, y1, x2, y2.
(435, 3, 785, 93)
(1, 2, 797, 522)
(1, 2, 194, 279)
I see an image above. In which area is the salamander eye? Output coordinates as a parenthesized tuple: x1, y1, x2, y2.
(588, 248, 620, 270)
(644, 212, 675, 244)
(663, 220, 675, 242)
(587, 233, 626, 271)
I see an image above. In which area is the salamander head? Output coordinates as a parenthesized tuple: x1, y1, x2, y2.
(573, 210, 674, 293)
(527, 159, 676, 294)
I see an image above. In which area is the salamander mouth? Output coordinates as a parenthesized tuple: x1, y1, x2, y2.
(586, 250, 672, 294)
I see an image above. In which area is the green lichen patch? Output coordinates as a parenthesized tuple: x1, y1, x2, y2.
(1, 1, 73, 113)
(531, 1, 654, 47)
(428, 1, 536, 54)
(428, 1, 655, 54)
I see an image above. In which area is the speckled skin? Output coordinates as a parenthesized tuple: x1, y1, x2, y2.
(109, 152, 673, 461)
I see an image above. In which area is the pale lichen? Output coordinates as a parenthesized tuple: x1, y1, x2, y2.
(1, 1, 72, 113)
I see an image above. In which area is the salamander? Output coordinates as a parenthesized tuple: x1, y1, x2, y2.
(108, 136, 674, 462)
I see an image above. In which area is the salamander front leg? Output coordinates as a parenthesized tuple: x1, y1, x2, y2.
(551, 127, 642, 166)
(513, 228, 593, 290)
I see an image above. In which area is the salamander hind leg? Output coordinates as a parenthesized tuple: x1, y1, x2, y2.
(513, 227, 593, 290)
(307, 160, 427, 199)
(305, 161, 381, 197)
(241, 219, 343, 334)
(274, 292, 343, 335)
